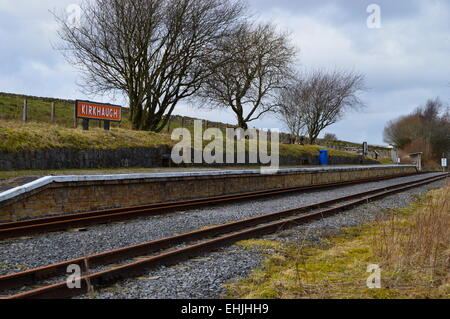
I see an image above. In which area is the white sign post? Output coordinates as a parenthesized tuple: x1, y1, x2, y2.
(442, 158, 448, 172)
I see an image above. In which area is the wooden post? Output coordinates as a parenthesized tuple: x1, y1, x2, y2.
(82, 119, 90, 131)
(167, 116, 172, 133)
(51, 102, 56, 124)
(73, 103, 78, 128)
(23, 99, 28, 123)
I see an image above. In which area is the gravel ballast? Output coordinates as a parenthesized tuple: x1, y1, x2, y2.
(0, 173, 447, 298)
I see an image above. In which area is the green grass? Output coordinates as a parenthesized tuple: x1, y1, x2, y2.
(378, 157, 395, 165)
(280, 143, 359, 158)
(0, 92, 237, 135)
(0, 92, 133, 129)
(318, 138, 390, 152)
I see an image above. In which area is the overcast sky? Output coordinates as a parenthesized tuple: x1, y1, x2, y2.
(0, 0, 449, 145)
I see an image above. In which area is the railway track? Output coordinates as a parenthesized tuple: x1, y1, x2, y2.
(0, 173, 447, 299)
(0, 173, 421, 240)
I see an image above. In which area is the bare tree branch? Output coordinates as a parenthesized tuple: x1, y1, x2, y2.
(54, 0, 244, 131)
(196, 22, 297, 129)
(289, 70, 366, 144)
(276, 80, 306, 143)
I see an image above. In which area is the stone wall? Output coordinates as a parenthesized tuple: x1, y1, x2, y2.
(0, 147, 379, 171)
(0, 166, 417, 221)
(278, 154, 379, 166)
(0, 147, 170, 171)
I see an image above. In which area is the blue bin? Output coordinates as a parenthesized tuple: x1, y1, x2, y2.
(319, 150, 329, 165)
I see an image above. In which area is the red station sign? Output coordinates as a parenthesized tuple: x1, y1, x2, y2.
(76, 100, 122, 122)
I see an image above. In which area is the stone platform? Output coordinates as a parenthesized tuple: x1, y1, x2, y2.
(0, 165, 417, 221)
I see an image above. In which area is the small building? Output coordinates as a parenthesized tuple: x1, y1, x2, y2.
(409, 152, 423, 171)
(388, 145, 398, 164)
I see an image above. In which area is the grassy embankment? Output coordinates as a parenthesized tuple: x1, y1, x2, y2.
(0, 92, 381, 154)
(0, 93, 376, 157)
(0, 119, 357, 157)
(226, 183, 450, 299)
(0, 119, 359, 161)
(0, 93, 362, 157)
(0, 92, 228, 133)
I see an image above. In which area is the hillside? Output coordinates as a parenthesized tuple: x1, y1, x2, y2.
(0, 119, 359, 159)
(0, 120, 172, 153)
(0, 92, 389, 162)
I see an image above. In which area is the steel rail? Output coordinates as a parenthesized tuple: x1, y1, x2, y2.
(1, 173, 447, 299)
(0, 173, 419, 240)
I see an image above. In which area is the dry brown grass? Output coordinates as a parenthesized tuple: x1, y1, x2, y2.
(372, 185, 450, 293)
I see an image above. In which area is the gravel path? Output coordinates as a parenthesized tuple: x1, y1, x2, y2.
(0, 173, 447, 298)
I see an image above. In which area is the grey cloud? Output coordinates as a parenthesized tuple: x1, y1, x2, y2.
(0, 0, 448, 145)
(248, 0, 423, 22)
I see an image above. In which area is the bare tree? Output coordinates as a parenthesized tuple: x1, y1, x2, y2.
(277, 82, 306, 143)
(324, 133, 338, 141)
(297, 70, 366, 144)
(196, 22, 296, 130)
(55, 0, 244, 131)
(384, 97, 450, 164)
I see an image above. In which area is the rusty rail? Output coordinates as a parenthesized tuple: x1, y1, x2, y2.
(0, 173, 447, 299)
(0, 173, 419, 240)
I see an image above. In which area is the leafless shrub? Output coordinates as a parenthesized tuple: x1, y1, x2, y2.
(277, 81, 306, 143)
(278, 70, 366, 145)
(324, 133, 338, 141)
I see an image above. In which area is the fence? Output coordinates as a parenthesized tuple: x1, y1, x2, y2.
(163, 116, 391, 157)
(0, 94, 131, 129)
